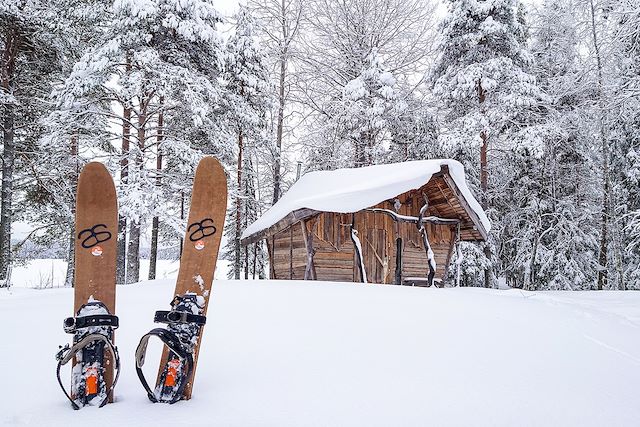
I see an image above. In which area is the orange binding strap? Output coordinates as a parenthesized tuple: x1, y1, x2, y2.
(86, 367, 98, 395)
(165, 359, 181, 387)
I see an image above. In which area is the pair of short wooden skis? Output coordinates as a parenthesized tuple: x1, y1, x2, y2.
(55, 157, 227, 409)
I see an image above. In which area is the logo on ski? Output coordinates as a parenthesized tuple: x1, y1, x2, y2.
(78, 224, 112, 249)
(188, 218, 217, 242)
(194, 240, 205, 251)
(91, 246, 103, 257)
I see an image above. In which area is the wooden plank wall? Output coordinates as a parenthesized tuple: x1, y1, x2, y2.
(269, 178, 462, 284)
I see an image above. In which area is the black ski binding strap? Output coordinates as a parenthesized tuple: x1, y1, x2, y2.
(64, 314, 119, 333)
(135, 293, 205, 404)
(56, 300, 120, 410)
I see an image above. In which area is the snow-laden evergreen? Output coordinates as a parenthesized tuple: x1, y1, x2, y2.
(3, 0, 640, 290)
(430, 0, 544, 289)
(48, 0, 227, 283)
(0, 0, 69, 286)
(221, 6, 271, 279)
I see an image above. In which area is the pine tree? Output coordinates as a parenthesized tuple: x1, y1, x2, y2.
(52, 0, 227, 284)
(33, 0, 112, 287)
(0, 0, 67, 286)
(307, 49, 404, 168)
(299, 0, 438, 171)
(221, 7, 271, 279)
(430, 0, 542, 287)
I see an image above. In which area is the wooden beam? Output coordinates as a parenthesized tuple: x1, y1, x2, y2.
(241, 208, 319, 246)
(268, 236, 276, 279)
(302, 217, 318, 280)
(438, 165, 489, 241)
(289, 227, 293, 279)
(442, 225, 457, 283)
(365, 208, 460, 226)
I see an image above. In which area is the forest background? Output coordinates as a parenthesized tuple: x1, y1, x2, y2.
(1, 0, 640, 291)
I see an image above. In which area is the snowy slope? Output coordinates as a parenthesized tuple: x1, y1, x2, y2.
(242, 159, 490, 239)
(2, 280, 640, 426)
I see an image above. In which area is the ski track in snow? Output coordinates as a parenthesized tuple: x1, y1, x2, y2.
(1, 280, 640, 426)
(582, 334, 640, 366)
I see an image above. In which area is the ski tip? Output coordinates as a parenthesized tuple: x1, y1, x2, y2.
(196, 156, 222, 172)
(81, 161, 110, 176)
(195, 156, 227, 192)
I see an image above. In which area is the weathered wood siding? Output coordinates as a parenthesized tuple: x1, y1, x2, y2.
(269, 178, 460, 284)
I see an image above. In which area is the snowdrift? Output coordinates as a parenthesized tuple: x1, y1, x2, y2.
(2, 280, 639, 426)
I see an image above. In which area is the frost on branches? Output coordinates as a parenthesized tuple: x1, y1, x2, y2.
(431, 0, 542, 186)
(51, 0, 227, 283)
(307, 50, 405, 169)
(221, 7, 271, 280)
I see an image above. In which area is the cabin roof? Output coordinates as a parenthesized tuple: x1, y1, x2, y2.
(241, 159, 490, 245)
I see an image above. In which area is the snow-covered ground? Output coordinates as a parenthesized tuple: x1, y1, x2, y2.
(9, 259, 181, 288)
(2, 274, 640, 426)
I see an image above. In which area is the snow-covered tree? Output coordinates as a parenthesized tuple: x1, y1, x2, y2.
(387, 95, 440, 162)
(0, 0, 68, 286)
(54, 0, 227, 284)
(299, 0, 438, 171)
(248, 0, 303, 205)
(609, 1, 640, 289)
(30, 0, 113, 286)
(306, 49, 405, 168)
(431, 0, 541, 195)
(221, 7, 271, 279)
(430, 0, 542, 288)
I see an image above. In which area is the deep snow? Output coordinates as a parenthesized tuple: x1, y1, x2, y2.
(2, 279, 640, 426)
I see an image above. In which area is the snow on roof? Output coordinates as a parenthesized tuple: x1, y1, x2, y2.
(242, 159, 491, 240)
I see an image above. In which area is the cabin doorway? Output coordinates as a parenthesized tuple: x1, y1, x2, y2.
(362, 229, 389, 283)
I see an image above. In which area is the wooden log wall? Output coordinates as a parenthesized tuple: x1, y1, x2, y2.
(269, 177, 462, 284)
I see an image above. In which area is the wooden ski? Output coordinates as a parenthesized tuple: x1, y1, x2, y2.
(155, 156, 227, 400)
(57, 162, 118, 408)
(74, 162, 117, 330)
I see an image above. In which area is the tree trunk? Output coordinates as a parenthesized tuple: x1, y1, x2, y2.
(179, 191, 185, 258)
(148, 101, 163, 281)
(477, 78, 492, 288)
(480, 131, 488, 202)
(590, 0, 609, 290)
(117, 56, 132, 285)
(273, 17, 287, 203)
(0, 102, 15, 285)
(126, 94, 146, 284)
(0, 25, 19, 285)
(64, 228, 75, 287)
(235, 130, 243, 280)
(64, 136, 79, 287)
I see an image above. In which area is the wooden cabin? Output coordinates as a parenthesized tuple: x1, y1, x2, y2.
(240, 160, 490, 286)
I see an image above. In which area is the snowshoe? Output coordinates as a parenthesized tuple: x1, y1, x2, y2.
(135, 293, 206, 404)
(56, 299, 120, 410)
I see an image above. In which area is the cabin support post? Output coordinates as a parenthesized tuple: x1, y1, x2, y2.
(455, 223, 463, 287)
(350, 214, 367, 283)
(395, 237, 403, 285)
(267, 237, 276, 279)
(417, 202, 436, 287)
(289, 227, 293, 279)
(301, 217, 317, 280)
